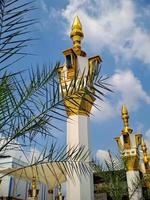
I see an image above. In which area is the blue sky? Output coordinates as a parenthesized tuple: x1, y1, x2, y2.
(19, 0, 150, 161)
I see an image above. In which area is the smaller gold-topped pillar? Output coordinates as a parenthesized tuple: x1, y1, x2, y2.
(28, 176, 39, 200)
(115, 105, 143, 200)
(70, 16, 84, 55)
(57, 185, 63, 200)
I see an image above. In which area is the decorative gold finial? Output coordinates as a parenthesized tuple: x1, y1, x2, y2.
(121, 105, 133, 134)
(122, 105, 129, 127)
(70, 16, 84, 55)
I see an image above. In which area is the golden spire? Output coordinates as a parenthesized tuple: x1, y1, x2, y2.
(70, 16, 84, 55)
(121, 105, 133, 134)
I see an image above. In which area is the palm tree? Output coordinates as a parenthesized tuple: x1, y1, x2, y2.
(95, 151, 150, 200)
(95, 151, 128, 200)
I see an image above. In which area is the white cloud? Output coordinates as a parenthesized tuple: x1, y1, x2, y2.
(62, 0, 150, 64)
(41, 0, 48, 13)
(112, 69, 150, 110)
(92, 100, 115, 121)
(96, 149, 122, 170)
(92, 69, 150, 122)
(39, 0, 62, 30)
(41, 0, 61, 20)
(96, 149, 110, 163)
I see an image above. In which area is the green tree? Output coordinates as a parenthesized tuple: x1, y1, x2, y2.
(96, 151, 128, 200)
(95, 151, 150, 200)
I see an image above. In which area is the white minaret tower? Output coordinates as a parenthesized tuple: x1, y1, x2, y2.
(58, 16, 101, 200)
(115, 105, 143, 200)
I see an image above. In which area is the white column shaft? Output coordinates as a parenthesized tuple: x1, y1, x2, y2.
(66, 115, 94, 200)
(126, 170, 143, 200)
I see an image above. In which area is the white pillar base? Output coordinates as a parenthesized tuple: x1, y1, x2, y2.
(66, 115, 94, 200)
(126, 170, 143, 200)
(67, 173, 94, 200)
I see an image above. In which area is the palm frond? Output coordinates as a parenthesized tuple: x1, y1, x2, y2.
(0, 0, 36, 70)
(0, 61, 111, 153)
(0, 144, 93, 189)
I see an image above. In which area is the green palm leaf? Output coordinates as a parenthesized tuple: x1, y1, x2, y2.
(0, 0, 35, 70)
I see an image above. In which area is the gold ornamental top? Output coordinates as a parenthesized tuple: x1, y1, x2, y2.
(70, 16, 84, 55)
(121, 105, 133, 134)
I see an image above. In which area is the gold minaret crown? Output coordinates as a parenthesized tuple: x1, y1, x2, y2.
(70, 16, 84, 55)
(121, 105, 133, 134)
